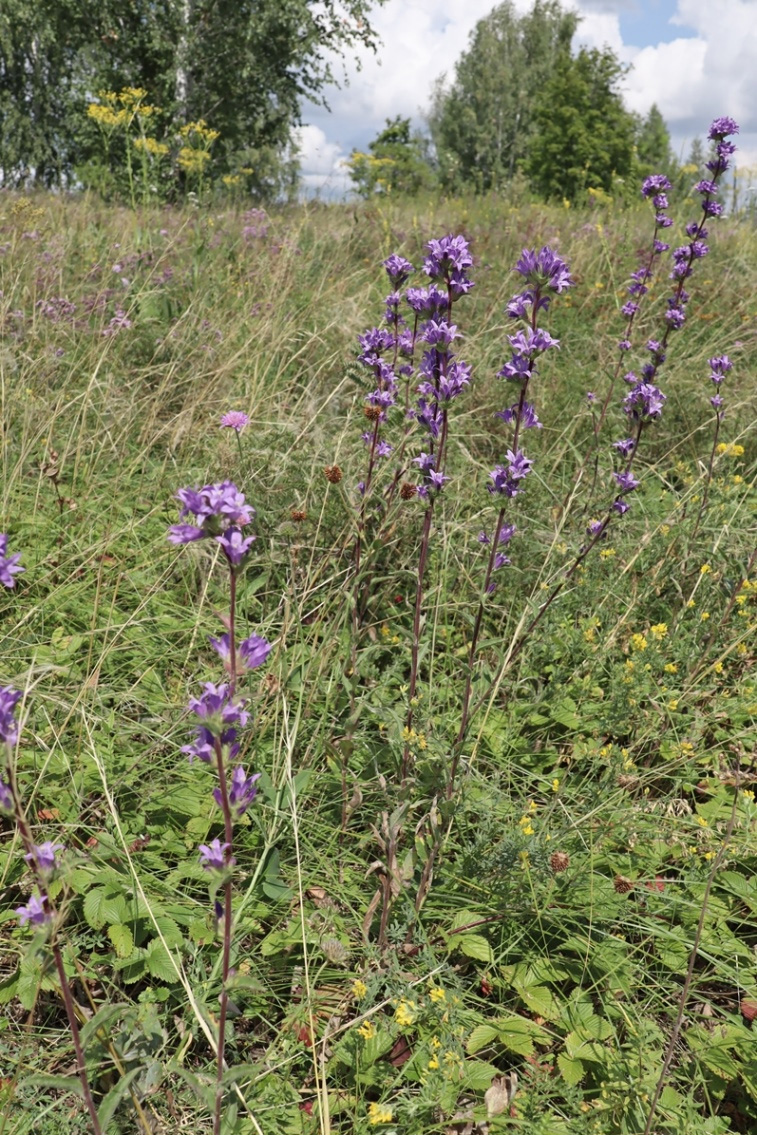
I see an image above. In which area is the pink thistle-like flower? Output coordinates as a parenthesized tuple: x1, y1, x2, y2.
(220, 411, 249, 433)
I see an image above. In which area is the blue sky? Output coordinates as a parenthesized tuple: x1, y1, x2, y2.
(295, 0, 757, 198)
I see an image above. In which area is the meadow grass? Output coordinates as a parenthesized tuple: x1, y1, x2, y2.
(0, 185, 756, 1135)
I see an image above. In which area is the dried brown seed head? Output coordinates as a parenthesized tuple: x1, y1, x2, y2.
(400, 482, 417, 500)
(549, 851, 570, 873)
(613, 874, 634, 894)
(363, 405, 382, 422)
(324, 464, 343, 484)
(290, 508, 307, 523)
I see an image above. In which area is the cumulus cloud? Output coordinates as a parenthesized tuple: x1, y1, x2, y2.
(297, 0, 757, 196)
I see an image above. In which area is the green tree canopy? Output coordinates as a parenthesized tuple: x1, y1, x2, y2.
(428, 0, 579, 193)
(635, 103, 674, 176)
(346, 116, 435, 197)
(0, 0, 385, 194)
(525, 46, 637, 202)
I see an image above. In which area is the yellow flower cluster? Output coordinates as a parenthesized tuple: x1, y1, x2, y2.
(358, 1019, 375, 1040)
(368, 1103, 393, 1125)
(394, 1000, 415, 1027)
(352, 979, 367, 1000)
(178, 146, 211, 173)
(630, 633, 648, 652)
(716, 442, 745, 457)
(133, 137, 169, 156)
(401, 726, 426, 750)
(650, 623, 668, 640)
(179, 119, 220, 144)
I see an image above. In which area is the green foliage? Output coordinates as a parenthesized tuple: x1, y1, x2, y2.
(0, 0, 385, 197)
(346, 116, 435, 197)
(526, 46, 638, 201)
(429, 0, 578, 192)
(635, 102, 675, 176)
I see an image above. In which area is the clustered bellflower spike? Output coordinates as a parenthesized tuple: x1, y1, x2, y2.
(198, 838, 234, 871)
(708, 354, 732, 413)
(25, 841, 64, 875)
(0, 534, 24, 589)
(182, 682, 248, 764)
(168, 481, 256, 570)
(209, 632, 272, 671)
(213, 765, 260, 818)
(480, 246, 572, 588)
(410, 234, 474, 497)
(16, 893, 51, 926)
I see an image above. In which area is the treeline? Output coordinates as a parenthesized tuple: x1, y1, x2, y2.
(347, 0, 688, 204)
(0, 0, 381, 200)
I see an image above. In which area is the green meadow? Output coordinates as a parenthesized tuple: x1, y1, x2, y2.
(1, 187, 756, 1134)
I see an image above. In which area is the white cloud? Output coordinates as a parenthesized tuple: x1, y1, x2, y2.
(297, 0, 757, 194)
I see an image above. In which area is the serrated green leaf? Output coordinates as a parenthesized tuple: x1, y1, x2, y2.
(462, 1059, 500, 1090)
(450, 933, 493, 963)
(515, 983, 561, 1022)
(108, 923, 134, 958)
(557, 1053, 584, 1085)
(80, 1002, 129, 1048)
(153, 915, 183, 949)
(0, 968, 20, 1005)
(466, 1023, 499, 1055)
(145, 940, 179, 983)
(83, 887, 108, 930)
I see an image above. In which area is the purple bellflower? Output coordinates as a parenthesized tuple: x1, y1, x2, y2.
(198, 839, 234, 871)
(210, 632, 272, 671)
(214, 766, 260, 817)
(25, 842, 64, 875)
(0, 687, 22, 746)
(0, 535, 24, 589)
(16, 893, 51, 926)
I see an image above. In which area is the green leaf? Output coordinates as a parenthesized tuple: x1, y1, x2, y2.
(80, 1002, 129, 1048)
(467, 1024, 500, 1055)
(450, 933, 493, 963)
(145, 940, 179, 984)
(557, 1053, 585, 1085)
(0, 968, 20, 1005)
(23, 1074, 84, 1097)
(153, 915, 183, 949)
(108, 923, 134, 958)
(515, 983, 561, 1022)
(462, 1060, 500, 1090)
(97, 1067, 143, 1129)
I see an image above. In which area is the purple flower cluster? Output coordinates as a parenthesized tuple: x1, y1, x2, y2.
(662, 117, 739, 334)
(199, 838, 234, 871)
(25, 841, 64, 875)
(220, 410, 249, 433)
(0, 534, 24, 589)
(0, 686, 22, 746)
(210, 632, 272, 672)
(182, 682, 249, 764)
(488, 450, 533, 498)
(508, 246, 573, 316)
(213, 765, 260, 818)
(423, 235, 474, 299)
(478, 523, 516, 593)
(168, 481, 256, 569)
(708, 353, 733, 413)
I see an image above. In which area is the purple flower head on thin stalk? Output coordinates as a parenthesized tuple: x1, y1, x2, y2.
(641, 174, 672, 199)
(216, 528, 256, 567)
(0, 778, 12, 812)
(586, 392, 597, 405)
(710, 394, 724, 410)
(709, 355, 733, 375)
(708, 117, 739, 140)
(220, 410, 249, 432)
(183, 682, 247, 763)
(383, 254, 414, 286)
(25, 841, 65, 875)
(665, 306, 686, 330)
(587, 519, 605, 538)
(406, 285, 448, 315)
(0, 687, 22, 746)
(623, 382, 667, 423)
(618, 339, 631, 352)
(489, 450, 533, 497)
(213, 766, 261, 818)
(169, 481, 255, 547)
(424, 234, 473, 280)
(376, 440, 393, 457)
(614, 471, 641, 494)
(16, 893, 51, 926)
(0, 535, 24, 589)
(210, 632, 272, 671)
(420, 318, 458, 346)
(198, 839, 234, 871)
(515, 246, 573, 294)
(613, 499, 630, 515)
(358, 326, 395, 365)
(496, 401, 542, 430)
(613, 437, 636, 459)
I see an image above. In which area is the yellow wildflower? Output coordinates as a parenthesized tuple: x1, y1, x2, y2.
(701, 612, 710, 621)
(428, 1056, 440, 1070)
(650, 623, 668, 640)
(395, 1001, 415, 1028)
(668, 699, 679, 711)
(552, 778, 560, 792)
(368, 1103, 393, 1125)
(686, 599, 696, 609)
(664, 662, 678, 673)
(713, 661, 724, 673)
(599, 548, 616, 559)
(429, 987, 446, 1003)
(700, 564, 712, 575)
(352, 979, 367, 1000)
(358, 1019, 375, 1040)
(631, 633, 648, 651)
